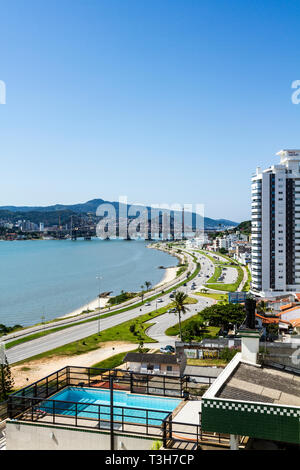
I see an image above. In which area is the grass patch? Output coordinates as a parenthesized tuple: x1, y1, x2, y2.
(13, 305, 173, 366)
(206, 265, 244, 292)
(165, 314, 219, 339)
(195, 292, 228, 301)
(207, 265, 222, 283)
(187, 358, 226, 367)
(242, 266, 251, 292)
(197, 250, 230, 266)
(6, 324, 79, 349)
(91, 348, 149, 370)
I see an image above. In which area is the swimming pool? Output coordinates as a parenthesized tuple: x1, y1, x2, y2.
(41, 387, 181, 426)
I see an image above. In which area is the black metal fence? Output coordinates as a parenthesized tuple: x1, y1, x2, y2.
(162, 414, 230, 449)
(0, 401, 7, 422)
(7, 365, 214, 402)
(8, 394, 169, 438)
(3, 365, 231, 447)
(4, 365, 216, 425)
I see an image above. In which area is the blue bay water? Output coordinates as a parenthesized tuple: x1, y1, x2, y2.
(0, 239, 176, 327)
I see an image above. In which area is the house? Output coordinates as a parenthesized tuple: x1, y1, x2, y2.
(123, 352, 186, 376)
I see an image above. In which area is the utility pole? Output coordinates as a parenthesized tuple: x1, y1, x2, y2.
(0, 342, 5, 395)
(110, 375, 114, 450)
(96, 274, 102, 335)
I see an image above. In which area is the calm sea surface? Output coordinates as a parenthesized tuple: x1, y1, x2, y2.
(0, 239, 176, 326)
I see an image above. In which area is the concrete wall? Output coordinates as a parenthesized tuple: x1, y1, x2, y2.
(129, 361, 181, 376)
(6, 421, 155, 450)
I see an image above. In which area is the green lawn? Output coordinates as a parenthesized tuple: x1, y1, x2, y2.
(197, 250, 232, 266)
(13, 305, 173, 366)
(206, 265, 222, 283)
(91, 348, 149, 369)
(205, 265, 244, 292)
(165, 315, 219, 338)
(187, 358, 226, 367)
(242, 266, 251, 292)
(195, 292, 228, 301)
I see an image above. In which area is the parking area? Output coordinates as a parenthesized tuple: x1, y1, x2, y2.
(218, 266, 237, 284)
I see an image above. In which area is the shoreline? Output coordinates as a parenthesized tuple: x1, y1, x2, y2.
(58, 264, 178, 320)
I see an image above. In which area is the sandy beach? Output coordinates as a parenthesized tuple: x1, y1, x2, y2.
(60, 296, 109, 319)
(154, 266, 178, 287)
(59, 264, 178, 319)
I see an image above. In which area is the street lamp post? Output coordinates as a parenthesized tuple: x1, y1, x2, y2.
(96, 274, 102, 335)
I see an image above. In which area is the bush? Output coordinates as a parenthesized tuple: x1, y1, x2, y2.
(219, 347, 240, 362)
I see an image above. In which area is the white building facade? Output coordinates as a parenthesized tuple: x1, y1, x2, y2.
(251, 149, 300, 296)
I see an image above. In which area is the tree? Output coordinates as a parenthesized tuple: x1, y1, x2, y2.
(0, 348, 14, 401)
(182, 318, 205, 342)
(145, 281, 152, 291)
(256, 301, 272, 316)
(201, 303, 245, 331)
(139, 285, 145, 303)
(173, 291, 189, 341)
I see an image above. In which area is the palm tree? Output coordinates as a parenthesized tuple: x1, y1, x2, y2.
(257, 300, 272, 316)
(145, 281, 152, 291)
(140, 285, 145, 303)
(173, 291, 189, 341)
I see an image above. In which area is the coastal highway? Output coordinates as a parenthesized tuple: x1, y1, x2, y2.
(5, 250, 216, 364)
(145, 293, 214, 345)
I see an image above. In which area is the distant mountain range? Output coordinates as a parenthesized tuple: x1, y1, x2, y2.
(0, 199, 238, 229)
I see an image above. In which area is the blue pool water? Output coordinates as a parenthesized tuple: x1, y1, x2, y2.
(42, 387, 181, 426)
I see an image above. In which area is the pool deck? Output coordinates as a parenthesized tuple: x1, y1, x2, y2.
(173, 401, 202, 425)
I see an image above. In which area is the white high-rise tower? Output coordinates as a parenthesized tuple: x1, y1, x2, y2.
(251, 149, 300, 296)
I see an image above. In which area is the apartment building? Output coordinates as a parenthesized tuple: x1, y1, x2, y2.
(251, 149, 300, 296)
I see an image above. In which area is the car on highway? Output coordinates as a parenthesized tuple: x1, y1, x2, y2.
(157, 299, 163, 303)
(169, 294, 174, 298)
(145, 302, 151, 306)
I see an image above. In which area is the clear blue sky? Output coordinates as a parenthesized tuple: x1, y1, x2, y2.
(1, 0, 300, 222)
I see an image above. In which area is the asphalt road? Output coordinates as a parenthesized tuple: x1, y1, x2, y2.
(5, 250, 227, 364)
(5, 251, 201, 363)
(145, 294, 214, 346)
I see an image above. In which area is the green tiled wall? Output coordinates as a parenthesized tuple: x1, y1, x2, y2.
(202, 399, 300, 444)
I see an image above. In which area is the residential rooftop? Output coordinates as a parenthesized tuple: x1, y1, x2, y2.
(123, 352, 183, 364)
(216, 362, 300, 406)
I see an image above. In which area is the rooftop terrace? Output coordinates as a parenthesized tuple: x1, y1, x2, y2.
(217, 362, 300, 406)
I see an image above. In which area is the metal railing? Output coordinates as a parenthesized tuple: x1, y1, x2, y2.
(7, 395, 169, 438)
(3, 365, 218, 424)
(6, 366, 217, 401)
(162, 414, 230, 449)
(0, 401, 7, 423)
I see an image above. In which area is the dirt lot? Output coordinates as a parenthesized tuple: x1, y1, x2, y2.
(12, 341, 137, 389)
